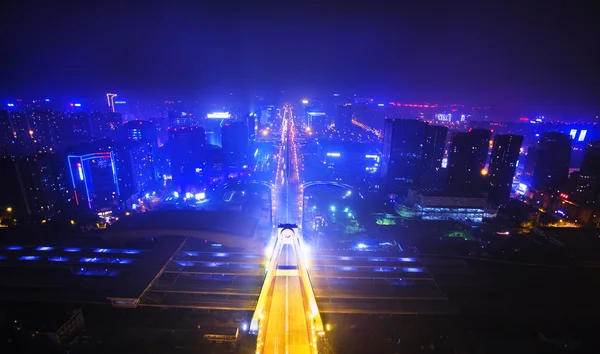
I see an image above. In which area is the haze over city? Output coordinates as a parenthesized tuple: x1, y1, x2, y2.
(0, 1, 599, 354)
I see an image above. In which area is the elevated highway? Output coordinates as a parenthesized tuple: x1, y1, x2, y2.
(252, 104, 323, 354)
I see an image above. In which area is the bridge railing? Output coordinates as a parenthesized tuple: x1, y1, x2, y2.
(294, 235, 325, 337)
(250, 237, 282, 333)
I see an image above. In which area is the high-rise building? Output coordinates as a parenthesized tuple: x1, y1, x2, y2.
(222, 121, 250, 176)
(29, 109, 61, 152)
(381, 119, 428, 195)
(532, 132, 571, 192)
(259, 106, 275, 127)
(123, 120, 157, 146)
(421, 125, 448, 188)
(335, 103, 353, 131)
(67, 151, 120, 210)
(168, 127, 206, 194)
(106, 93, 117, 113)
(204, 112, 231, 146)
(488, 134, 523, 205)
(0, 110, 14, 149)
(0, 153, 69, 220)
(446, 129, 491, 191)
(522, 146, 539, 185)
(573, 141, 600, 205)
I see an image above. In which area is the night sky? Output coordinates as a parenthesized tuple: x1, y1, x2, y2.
(1, 0, 597, 108)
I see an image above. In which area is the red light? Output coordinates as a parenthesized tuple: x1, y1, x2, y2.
(519, 117, 529, 121)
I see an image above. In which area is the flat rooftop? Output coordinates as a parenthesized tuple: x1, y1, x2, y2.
(0, 236, 185, 304)
(309, 249, 456, 315)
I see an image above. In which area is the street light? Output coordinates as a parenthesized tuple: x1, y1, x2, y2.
(6, 207, 12, 213)
(330, 205, 336, 212)
(302, 99, 309, 104)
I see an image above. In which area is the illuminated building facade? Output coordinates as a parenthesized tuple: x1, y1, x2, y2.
(169, 127, 206, 194)
(396, 189, 489, 223)
(106, 93, 117, 113)
(488, 134, 523, 205)
(67, 152, 120, 210)
(446, 129, 491, 191)
(382, 119, 427, 195)
(1, 153, 69, 220)
(222, 121, 250, 177)
(573, 141, 600, 205)
(421, 125, 448, 188)
(335, 103, 353, 131)
(205, 112, 231, 146)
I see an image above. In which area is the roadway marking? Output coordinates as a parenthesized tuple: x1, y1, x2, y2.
(285, 245, 289, 354)
(285, 275, 289, 354)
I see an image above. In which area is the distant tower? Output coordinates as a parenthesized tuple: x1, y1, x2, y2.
(106, 93, 117, 113)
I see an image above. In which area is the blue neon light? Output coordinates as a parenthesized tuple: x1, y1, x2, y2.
(176, 261, 194, 267)
(6, 246, 23, 251)
(19, 256, 40, 261)
(399, 257, 417, 262)
(119, 259, 133, 264)
(7, 103, 15, 107)
(212, 253, 229, 257)
(0, 256, 4, 260)
(402, 267, 424, 273)
(64, 248, 81, 252)
(76, 268, 119, 276)
(35, 246, 53, 251)
(94, 248, 110, 253)
(183, 251, 198, 257)
(74, 103, 81, 107)
(377, 103, 385, 107)
(122, 249, 140, 254)
(49, 257, 69, 262)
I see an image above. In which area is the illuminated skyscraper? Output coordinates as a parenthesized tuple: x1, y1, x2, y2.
(573, 141, 600, 205)
(67, 151, 120, 210)
(421, 124, 448, 188)
(106, 93, 117, 113)
(335, 103, 353, 131)
(169, 127, 206, 194)
(488, 134, 523, 205)
(204, 112, 231, 146)
(381, 119, 428, 195)
(222, 121, 250, 176)
(0, 153, 69, 220)
(446, 129, 491, 191)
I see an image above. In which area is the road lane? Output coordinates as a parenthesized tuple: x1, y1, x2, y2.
(263, 245, 311, 354)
